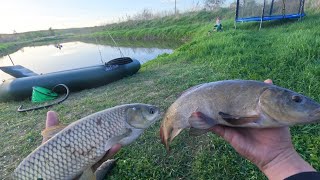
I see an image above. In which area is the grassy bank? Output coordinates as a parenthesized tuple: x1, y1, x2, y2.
(0, 36, 65, 57)
(0, 25, 107, 56)
(1, 10, 320, 179)
(90, 9, 233, 41)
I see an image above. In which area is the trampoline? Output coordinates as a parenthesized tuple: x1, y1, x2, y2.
(235, 0, 305, 29)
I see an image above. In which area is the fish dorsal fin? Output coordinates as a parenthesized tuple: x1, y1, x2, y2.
(188, 112, 217, 129)
(177, 83, 206, 98)
(218, 112, 259, 125)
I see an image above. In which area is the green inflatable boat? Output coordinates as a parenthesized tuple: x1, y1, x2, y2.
(0, 57, 140, 102)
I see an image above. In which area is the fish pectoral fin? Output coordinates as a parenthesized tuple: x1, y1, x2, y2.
(94, 159, 117, 180)
(77, 168, 96, 180)
(218, 112, 259, 125)
(188, 112, 217, 129)
(189, 128, 210, 136)
(104, 129, 132, 151)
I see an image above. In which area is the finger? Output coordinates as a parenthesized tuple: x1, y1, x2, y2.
(105, 144, 122, 160)
(210, 125, 226, 137)
(46, 111, 60, 128)
(210, 125, 242, 145)
(264, 79, 273, 84)
(42, 111, 61, 143)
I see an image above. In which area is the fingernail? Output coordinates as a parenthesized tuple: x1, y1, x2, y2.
(264, 79, 273, 84)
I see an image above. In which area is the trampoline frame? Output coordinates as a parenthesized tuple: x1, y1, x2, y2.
(235, 0, 305, 29)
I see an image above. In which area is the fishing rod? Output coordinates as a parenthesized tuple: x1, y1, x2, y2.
(7, 54, 15, 66)
(94, 37, 105, 64)
(107, 31, 124, 57)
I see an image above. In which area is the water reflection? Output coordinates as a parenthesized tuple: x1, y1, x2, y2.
(0, 41, 173, 80)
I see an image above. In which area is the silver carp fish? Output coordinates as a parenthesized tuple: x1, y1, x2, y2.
(160, 80, 320, 150)
(14, 103, 160, 179)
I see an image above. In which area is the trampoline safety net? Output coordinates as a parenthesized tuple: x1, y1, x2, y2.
(236, 0, 305, 22)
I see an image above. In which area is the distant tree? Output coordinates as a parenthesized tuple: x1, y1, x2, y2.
(241, 0, 260, 16)
(229, 2, 237, 10)
(125, 14, 132, 21)
(48, 27, 55, 36)
(133, 8, 153, 21)
(191, 1, 202, 12)
(141, 9, 153, 20)
(306, 0, 320, 10)
(204, 0, 226, 10)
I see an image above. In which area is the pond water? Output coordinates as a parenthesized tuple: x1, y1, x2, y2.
(0, 41, 174, 80)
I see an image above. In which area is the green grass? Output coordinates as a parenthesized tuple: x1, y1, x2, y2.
(1, 10, 320, 179)
(90, 9, 233, 41)
(0, 42, 17, 56)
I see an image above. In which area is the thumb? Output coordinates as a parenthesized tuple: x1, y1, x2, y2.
(210, 125, 226, 138)
(46, 111, 60, 128)
(42, 111, 62, 143)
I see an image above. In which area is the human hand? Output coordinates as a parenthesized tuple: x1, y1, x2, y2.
(42, 111, 122, 173)
(210, 79, 316, 180)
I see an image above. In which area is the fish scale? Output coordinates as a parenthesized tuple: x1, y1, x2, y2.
(13, 105, 130, 179)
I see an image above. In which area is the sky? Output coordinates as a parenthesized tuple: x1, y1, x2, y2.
(0, 0, 207, 34)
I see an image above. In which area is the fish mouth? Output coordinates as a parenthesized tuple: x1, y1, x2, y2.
(310, 108, 320, 121)
(154, 112, 162, 123)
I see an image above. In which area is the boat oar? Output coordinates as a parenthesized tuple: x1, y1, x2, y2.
(17, 84, 70, 112)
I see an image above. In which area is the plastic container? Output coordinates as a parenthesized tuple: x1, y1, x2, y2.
(32, 86, 58, 103)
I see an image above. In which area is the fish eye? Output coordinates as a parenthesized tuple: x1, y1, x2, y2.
(292, 95, 302, 103)
(149, 108, 155, 114)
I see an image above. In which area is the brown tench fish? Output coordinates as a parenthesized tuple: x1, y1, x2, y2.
(160, 80, 320, 150)
(14, 103, 160, 179)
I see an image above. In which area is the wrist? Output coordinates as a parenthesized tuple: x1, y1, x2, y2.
(261, 149, 316, 180)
